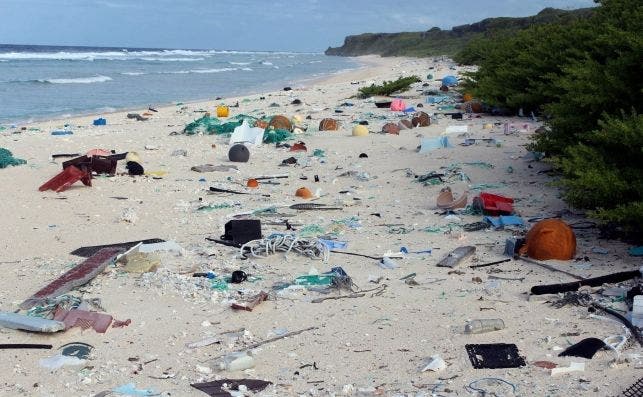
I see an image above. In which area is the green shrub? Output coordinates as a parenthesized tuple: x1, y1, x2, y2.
(357, 76, 421, 98)
(456, 0, 643, 241)
(557, 113, 643, 236)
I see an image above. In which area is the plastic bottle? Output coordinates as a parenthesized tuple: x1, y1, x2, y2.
(379, 257, 398, 269)
(464, 319, 505, 334)
(217, 351, 255, 371)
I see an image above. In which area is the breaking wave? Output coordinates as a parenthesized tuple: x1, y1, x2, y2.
(0, 49, 301, 61)
(38, 75, 113, 84)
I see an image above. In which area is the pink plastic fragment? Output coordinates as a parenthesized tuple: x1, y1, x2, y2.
(53, 308, 113, 333)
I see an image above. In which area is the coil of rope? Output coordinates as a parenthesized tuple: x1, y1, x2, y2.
(240, 233, 329, 261)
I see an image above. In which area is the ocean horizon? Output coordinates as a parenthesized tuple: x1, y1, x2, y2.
(0, 44, 359, 125)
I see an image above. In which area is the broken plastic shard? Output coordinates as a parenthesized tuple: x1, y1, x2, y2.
(0, 311, 65, 333)
(40, 353, 86, 370)
(112, 383, 159, 396)
(191, 379, 272, 397)
(420, 355, 446, 372)
(120, 252, 160, 273)
(53, 309, 113, 333)
(138, 240, 184, 254)
(216, 351, 255, 371)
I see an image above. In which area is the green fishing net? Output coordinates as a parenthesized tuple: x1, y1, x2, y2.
(263, 128, 293, 144)
(0, 148, 26, 168)
(183, 114, 257, 136)
(183, 113, 294, 145)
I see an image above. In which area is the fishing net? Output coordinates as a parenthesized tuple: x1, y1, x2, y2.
(183, 114, 257, 136)
(263, 128, 293, 144)
(0, 148, 27, 168)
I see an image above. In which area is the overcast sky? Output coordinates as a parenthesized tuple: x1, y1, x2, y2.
(0, 0, 596, 52)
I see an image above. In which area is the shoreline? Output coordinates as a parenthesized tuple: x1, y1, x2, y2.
(3, 56, 371, 128)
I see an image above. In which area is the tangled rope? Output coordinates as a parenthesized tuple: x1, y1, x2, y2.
(240, 233, 329, 261)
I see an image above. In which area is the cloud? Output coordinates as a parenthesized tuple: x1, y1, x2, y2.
(0, 0, 597, 51)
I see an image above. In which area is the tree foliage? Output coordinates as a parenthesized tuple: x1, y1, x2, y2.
(455, 0, 643, 240)
(357, 76, 421, 98)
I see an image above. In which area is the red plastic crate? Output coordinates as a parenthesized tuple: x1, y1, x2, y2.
(39, 165, 91, 192)
(473, 192, 514, 215)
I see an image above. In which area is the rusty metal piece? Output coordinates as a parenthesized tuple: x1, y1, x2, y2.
(231, 291, 269, 312)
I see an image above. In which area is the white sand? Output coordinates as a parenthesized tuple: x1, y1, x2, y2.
(0, 56, 641, 396)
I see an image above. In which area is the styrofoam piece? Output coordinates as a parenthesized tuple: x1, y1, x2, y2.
(445, 125, 468, 134)
(551, 361, 585, 376)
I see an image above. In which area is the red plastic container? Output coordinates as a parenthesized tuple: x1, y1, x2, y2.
(39, 165, 91, 192)
(473, 192, 514, 215)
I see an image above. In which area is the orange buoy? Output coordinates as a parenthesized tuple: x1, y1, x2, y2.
(268, 115, 292, 131)
(216, 105, 229, 117)
(295, 187, 313, 199)
(319, 118, 339, 131)
(246, 178, 259, 188)
(519, 219, 576, 260)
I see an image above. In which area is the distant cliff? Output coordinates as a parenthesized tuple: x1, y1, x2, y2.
(325, 7, 593, 57)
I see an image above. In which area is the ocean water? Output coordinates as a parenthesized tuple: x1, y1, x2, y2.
(0, 44, 359, 124)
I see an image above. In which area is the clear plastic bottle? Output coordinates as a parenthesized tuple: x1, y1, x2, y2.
(464, 319, 505, 334)
(217, 351, 255, 371)
(379, 257, 398, 269)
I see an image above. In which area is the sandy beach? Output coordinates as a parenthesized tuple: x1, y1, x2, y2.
(0, 55, 641, 397)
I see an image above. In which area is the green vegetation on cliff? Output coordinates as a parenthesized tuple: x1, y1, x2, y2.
(325, 8, 593, 57)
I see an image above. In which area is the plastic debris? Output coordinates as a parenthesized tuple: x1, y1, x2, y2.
(464, 319, 505, 334)
(20, 247, 122, 310)
(0, 148, 27, 168)
(112, 383, 160, 396)
(39, 353, 86, 370)
(550, 361, 585, 376)
(420, 355, 446, 372)
(419, 136, 451, 153)
(558, 338, 606, 359)
(437, 246, 476, 268)
(0, 311, 65, 333)
(466, 343, 526, 369)
(191, 379, 272, 397)
(229, 120, 264, 145)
